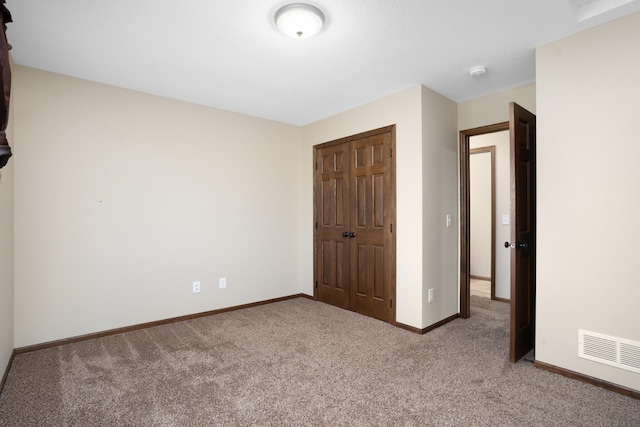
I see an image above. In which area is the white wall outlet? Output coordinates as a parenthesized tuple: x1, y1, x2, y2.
(193, 281, 201, 293)
(428, 288, 434, 303)
(502, 214, 510, 225)
(219, 277, 227, 289)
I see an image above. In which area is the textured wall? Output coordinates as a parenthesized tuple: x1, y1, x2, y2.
(536, 12, 640, 391)
(469, 151, 492, 278)
(420, 86, 458, 327)
(457, 83, 536, 131)
(13, 66, 303, 347)
(0, 59, 14, 379)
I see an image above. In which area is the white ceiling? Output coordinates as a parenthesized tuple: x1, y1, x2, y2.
(6, 0, 640, 125)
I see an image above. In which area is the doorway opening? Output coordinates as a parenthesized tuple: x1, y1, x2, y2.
(460, 103, 537, 363)
(460, 122, 509, 317)
(468, 131, 512, 304)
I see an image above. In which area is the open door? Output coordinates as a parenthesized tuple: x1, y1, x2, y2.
(460, 103, 536, 362)
(507, 102, 536, 362)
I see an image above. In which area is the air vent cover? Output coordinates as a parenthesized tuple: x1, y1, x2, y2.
(579, 329, 640, 373)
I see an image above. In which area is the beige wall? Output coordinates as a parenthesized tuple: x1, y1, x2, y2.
(420, 86, 458, 326)
(469, 151, 492, 278)
(301, 85, 458, 329)
(536, 12, 640, 391)
(470, 131, 510, 299)
(13, 66, 303, 347)
(458, 83, 536, 131)
(0, 59, 14, 378)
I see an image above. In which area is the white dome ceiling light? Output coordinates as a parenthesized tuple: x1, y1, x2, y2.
(275, 3, 325, 39)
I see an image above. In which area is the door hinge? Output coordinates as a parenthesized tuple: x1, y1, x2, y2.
(315, 161, 318, 170)
(390, 299, 393, 308)
(315, 221, 318, 229)
(390, 148, 393, 157)
(315, 281, 318, 289)
(390, 223, 393, 233)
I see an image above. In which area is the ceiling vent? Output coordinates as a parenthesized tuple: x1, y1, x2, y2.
(578, 329, 640, 373)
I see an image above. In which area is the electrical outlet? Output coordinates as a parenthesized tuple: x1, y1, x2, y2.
(219, 277, 227, 289)
(428, 288, 434, 303)
(193, 281, 201, 293)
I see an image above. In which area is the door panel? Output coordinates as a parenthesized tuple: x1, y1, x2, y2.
(314, 126, 396, 324)
(373, 245, 385, 299)
(509, 102, 536, 362)
(373, 174, 384, 227)
(355, 175, 368, 227)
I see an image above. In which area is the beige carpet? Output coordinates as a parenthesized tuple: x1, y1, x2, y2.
(1, 296, 638, 426)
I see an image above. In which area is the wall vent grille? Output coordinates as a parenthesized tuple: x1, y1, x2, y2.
(579, 329, 640, 374)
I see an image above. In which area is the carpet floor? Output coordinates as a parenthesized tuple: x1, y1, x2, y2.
(0, 296, 638, 426)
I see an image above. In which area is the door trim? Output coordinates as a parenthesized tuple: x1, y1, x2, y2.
(459, 122, 508, 319)
(313, 125, 397, 325)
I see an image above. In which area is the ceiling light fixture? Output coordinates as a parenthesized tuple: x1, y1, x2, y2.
(469, 66, 487, 77)
(275, 3, 325, 39)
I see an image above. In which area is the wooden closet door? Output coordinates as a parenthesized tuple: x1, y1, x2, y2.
(314, 126, 395, 324)
(350, 131, 393, 322)
(315, 143, 351, 309)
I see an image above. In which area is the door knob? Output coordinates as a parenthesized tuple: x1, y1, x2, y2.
(504, 241, 528, 249)
(349, 232, 356, 238)
(342, 232, 349, 238)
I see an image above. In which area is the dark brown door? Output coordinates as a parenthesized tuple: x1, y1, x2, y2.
(508, 102, 536, 362)
(316, 142, 351, 310)
(350, 131, 394, 321)
(314, 126, 396, 324)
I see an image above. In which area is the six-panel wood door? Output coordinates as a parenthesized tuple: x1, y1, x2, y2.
(314, 126, 396, 324)
(316, 142, 351, 310)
